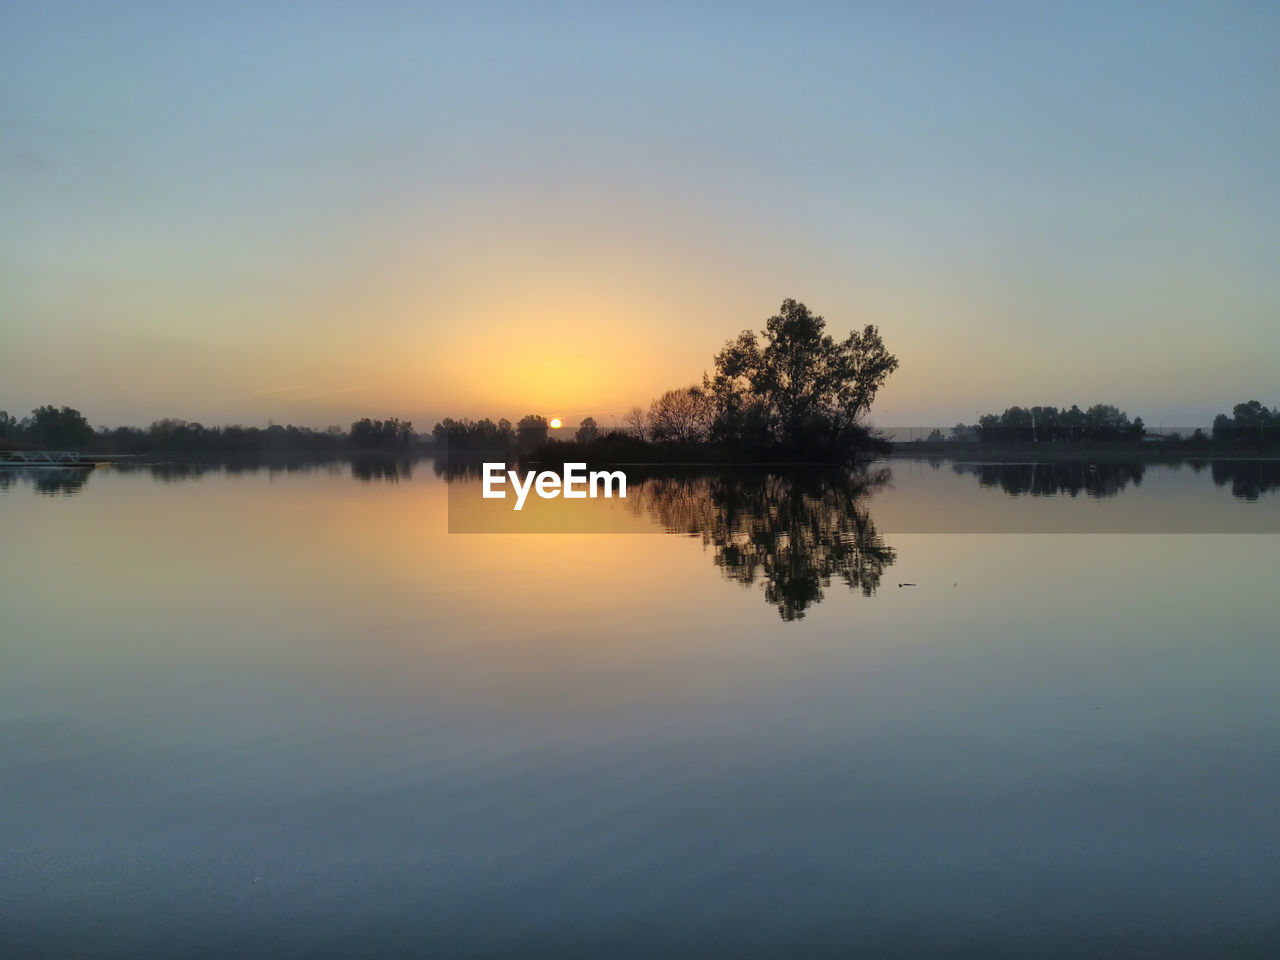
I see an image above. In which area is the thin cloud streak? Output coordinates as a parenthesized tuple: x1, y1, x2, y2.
(281, 385, 370, 405)
(246, 385, 311, 399)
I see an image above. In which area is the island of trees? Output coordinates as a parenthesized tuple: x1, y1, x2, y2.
(435, 299, 900, 464)
(954, 404, 1148, 443)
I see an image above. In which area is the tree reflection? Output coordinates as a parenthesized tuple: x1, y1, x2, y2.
(144, 462, 214, 483)
(952, 461, 1145, 497)
(110, 460, 346, 482)
(431, 454, 493, 481)
(0, 467, 93, 496)
(351, 456, 413, 483)
(1211, 460, 1280, 501)
(952, 459, 1280, 502)
(634, 467, 896, 621)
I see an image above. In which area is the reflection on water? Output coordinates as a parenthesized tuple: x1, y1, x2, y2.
(1211, 459, 1280, 501)
(432, 454, 494, 481)
(634, 468, 896, 620)
(0, 457, 422, 493)
(3, 459, 1280, 957)
(350, 456, 414, 483)
(0, 467, 93, 496)
(5, 454, 1279, 628)
(950, 459, 1280, 502)
(9, 455, 1276, 506)
(952, 461, 1146, 497)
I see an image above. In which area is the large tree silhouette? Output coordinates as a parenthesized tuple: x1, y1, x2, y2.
(703, 299, 898, 457)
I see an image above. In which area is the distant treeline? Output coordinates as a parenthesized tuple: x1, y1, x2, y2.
(349, 417, 415, 449)
(431, 415, 558, 452)
(434, 298, 899, 464)
(931, 400, 1279, 446)
(0, 405, 424, 455)
(951, 404, 1146, 443)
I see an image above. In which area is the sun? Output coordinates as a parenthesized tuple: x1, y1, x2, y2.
(549, 418, 562, 429)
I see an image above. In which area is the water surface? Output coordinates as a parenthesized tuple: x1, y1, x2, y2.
(3, 459, 1278, 957)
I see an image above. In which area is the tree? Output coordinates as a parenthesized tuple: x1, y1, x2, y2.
(391, 419, 412, 450)
(926, 428, 945, 442)
(1060, 405, 1085, 441)
(648, 387, 712, 443)
(352, 417, 413, 448)
(998, 406, 1033, 442)
(0, 410, 21, 447)
(27, 405, 93, 449)
(1231, 400, 1276, 442)
(1083, 404, 1131, 440)
(575, 417, 599, 444)
(516, 414, 549, 450)
(623, 406, 648, 442)
(431, 417, 516, 450)
(704, 330, 770, 445)
(1029, 405, 1059, 442)
(1212, 400, 1278, 444)
(149, 418, 206, 452)
(352, 418, 382, 447)
(707, 299, 898, 455)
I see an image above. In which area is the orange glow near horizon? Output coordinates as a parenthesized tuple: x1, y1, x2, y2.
(5, 5, 1278, 433)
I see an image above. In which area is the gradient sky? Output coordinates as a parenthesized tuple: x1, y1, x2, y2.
(2, 1, 1277, 430)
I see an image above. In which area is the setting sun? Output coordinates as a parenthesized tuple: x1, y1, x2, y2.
(549, 418, 562, 429)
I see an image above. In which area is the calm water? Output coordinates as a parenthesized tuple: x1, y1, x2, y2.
(3, 459, 1279, 957)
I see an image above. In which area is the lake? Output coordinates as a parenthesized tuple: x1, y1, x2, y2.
(3, 458, 1279, 957)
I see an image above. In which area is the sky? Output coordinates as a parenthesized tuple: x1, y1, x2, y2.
(2, 1, 1277, 431)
